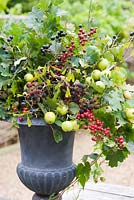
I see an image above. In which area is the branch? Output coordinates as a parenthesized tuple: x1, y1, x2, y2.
(87, 0, 93, 29)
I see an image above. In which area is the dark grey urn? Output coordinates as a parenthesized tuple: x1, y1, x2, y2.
(17, 119, 75, 200)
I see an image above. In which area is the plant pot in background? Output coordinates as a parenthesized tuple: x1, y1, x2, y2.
(17, 119, 75, 200)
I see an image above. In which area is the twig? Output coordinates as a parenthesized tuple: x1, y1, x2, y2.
(88, 0, 93, 29)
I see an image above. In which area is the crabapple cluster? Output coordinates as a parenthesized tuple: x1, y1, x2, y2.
(114, 136, 125, 149)
(60, 82, 85, 103)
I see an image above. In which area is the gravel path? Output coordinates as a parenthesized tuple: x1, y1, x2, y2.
(0, 132, 134, 200)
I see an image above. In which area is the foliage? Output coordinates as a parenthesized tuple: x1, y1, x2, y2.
(7, 0, 38, 13)
(0, 0, 134, 188)
(60, 0, 134, 37)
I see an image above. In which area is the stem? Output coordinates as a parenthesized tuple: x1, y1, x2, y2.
(88, 0, 93, 29)
(90, 152, 103, 166)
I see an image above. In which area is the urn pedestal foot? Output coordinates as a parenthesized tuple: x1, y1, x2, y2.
(32, 193, 62, 200)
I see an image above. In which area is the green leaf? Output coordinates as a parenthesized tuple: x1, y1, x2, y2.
(11, 81, 18, 96)
(100, 76, 113, 88)
(53, 129, 63, 143)
(38, 103, 47, 114)
(0, 63, 11, 77)
(37, 0, 50, 11)
(76, 162, 91, 188)
(104, 89, 124, 111)
(71, 56, 79, 67)
(89, 153, 99, 160)
(82, 155, 89, 163)
(0, 0, 9, 11)
(103, 145, 130, 167)
(51, 0, 63, 5)
(114, 111, 127, 126)
(26, 7, 44, 32)
(69, 102, 80, 114)
(84, 46, 100, 65)
(124, 99, 134, 108)
(118, 123, 134, 142)
(55, 119, 62, 127)
(45, 97, 57, 109)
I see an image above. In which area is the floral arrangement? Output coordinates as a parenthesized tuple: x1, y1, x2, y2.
(0, 0, 134, 187)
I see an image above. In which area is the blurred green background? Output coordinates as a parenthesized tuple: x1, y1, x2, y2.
(0, 0, 133, 36)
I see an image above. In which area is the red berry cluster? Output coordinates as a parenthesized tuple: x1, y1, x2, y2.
(88, 27, 97, 36)
(78, 26, 97, 46)
(77, 109, 125, 150)
(77, 109, 95, 121)
(78, 28, 88, 46)
(59, 42, 75, 63)
(114, 136, 125, 149)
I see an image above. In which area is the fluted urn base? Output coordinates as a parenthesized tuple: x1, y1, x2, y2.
(17, 119, 75, 199)
(32, 193, 62, 200)
(17, 163, 75, 196)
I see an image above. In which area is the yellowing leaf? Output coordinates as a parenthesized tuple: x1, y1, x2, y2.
(65, 87, 71, 98)
(27, 116, 32, 127)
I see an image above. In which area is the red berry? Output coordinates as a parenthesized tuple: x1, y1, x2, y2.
(119, 136, 124, 140)
(13, 107, 17, 112)
(79, 28, 83, 32)
(26, 82, 33, 88)
(98, 133, 103, 139)
(93, 28, 97, 33)
(119, 139, 124, 144)
(119, 144, 124, 149)
(18, 116, 24, 122)
(22, 107, 28, 112)
(108, 133, 112, 138)
(91, 137, 97, 142)
(88, 32, 92, 36)
(81, 114, 85, 118)
(114, 138, 118, 143)
(83, 125, 88, 129)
